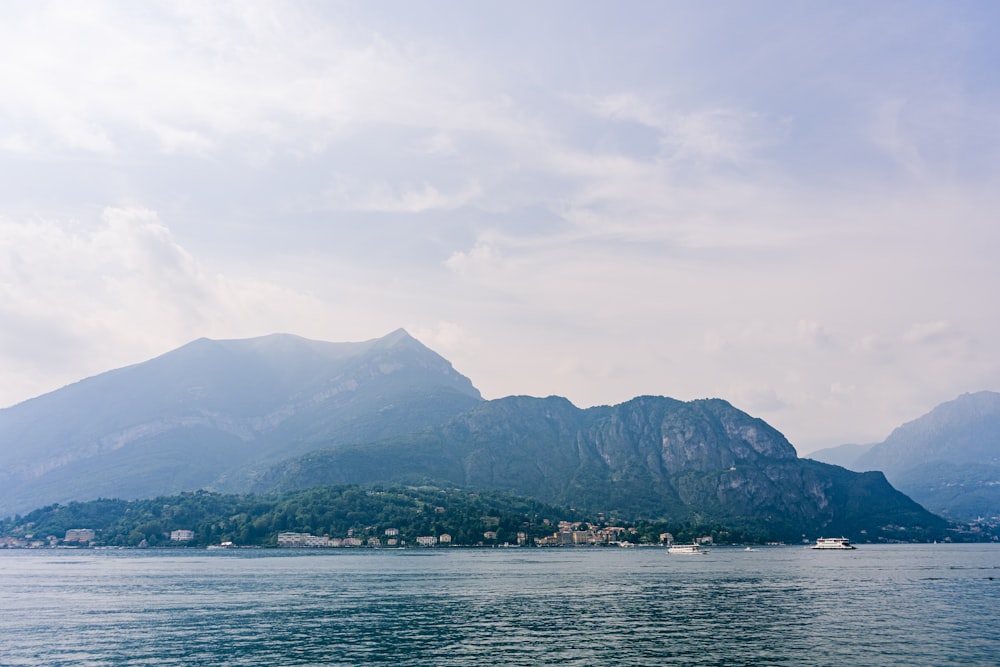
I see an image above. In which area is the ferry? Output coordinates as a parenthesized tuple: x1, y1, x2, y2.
(667, 543, 707, 555)
(811, 537, 856, 550)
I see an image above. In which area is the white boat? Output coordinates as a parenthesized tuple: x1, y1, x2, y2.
(207, 541, 235, 550)
(668, 543, 707, 554)
(811, 537, 855, 550)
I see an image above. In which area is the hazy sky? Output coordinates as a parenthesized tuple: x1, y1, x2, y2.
(1, 1, 998, 453)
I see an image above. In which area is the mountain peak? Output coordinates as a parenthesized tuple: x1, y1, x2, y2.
(840, 390, 1000, 520)
(0, 328, 482, 517)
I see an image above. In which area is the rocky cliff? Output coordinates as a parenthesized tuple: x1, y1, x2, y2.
(257, 395, 946, 540)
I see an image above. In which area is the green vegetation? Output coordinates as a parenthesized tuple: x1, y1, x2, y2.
(3, 483, 984, 548)
(0, 486, 587, 547)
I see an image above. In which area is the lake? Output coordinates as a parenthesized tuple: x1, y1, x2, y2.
(1, 544, 998, 665)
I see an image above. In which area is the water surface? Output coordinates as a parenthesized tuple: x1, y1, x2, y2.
(1, 544, 997, 665)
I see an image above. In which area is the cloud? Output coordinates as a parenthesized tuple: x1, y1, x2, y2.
(0, 2, 488, 159)
(871, 98, 927, 179)
(0, 133, 36, 155)
(572, 91, 780, 166)
(0, 2, 998, 455)
(445, 238, 503, 276)
(903, 320, 957, 346)
(797, 320, 835, 349)
(0, 207, 330, 405)
(321, 177, 483, 213)
(408, 321, 476, 353)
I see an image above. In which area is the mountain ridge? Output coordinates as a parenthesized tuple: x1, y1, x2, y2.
(809, 391, 1000, 520)
(0, 330, 955, 539)
(254, 394, 945, 539)
(0, 329, 482, 516)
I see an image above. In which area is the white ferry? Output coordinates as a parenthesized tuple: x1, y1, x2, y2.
(811, 537, 856, 550)
(667, 543, 707, 555)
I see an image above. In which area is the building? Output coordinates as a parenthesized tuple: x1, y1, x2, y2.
(277, 531, 329, 547)
(438, 533, 452, 544)
(170, 529, 195, 542)
(65, 528, 96, 543)
(416, 536, 437, 546)
(384, 528, 399, 537)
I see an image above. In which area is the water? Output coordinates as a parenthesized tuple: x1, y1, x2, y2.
(1, 544, 998, 666)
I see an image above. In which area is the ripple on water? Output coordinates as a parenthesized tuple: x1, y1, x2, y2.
(0, 545, 998, 666)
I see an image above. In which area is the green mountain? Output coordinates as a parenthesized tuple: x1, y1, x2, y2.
(255, 395, 947, 541)
(0, 330, 482, 517)
(0, 330, 957, 540)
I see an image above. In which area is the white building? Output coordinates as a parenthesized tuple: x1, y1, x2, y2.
(65, 528, 95, 543)
(170, 529, 195, 542)
(277, 531, 329, 547)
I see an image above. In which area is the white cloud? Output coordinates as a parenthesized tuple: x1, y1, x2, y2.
(797, 320, 835, 349)
(444, 239, 502, 276)
(0, 133, 35, 155)
(0, 207, 332, 405)
(0, 2, 493, 159)
(872, 98, 927, 179)
(409, 321, 475, 353)
(572, 91, 778, 166)
(903, 320, 955, 345)
(321, 177, 483, 213)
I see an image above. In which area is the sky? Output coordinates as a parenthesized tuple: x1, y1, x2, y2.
(1, 1, 998, 454)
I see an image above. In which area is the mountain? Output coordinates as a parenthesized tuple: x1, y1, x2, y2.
(255, 395, 947, 541)
(809, 391, 1000, 520)
(0, 329, 482, 517)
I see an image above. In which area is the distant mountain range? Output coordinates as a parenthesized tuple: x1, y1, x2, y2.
(809, 391, 1000, 520)
(0, 330, 952, 540)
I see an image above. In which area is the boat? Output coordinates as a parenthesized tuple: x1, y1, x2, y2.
(667, 543, 707, 555)
(207, 541, 235, 550)
(811, 537, 856, 550)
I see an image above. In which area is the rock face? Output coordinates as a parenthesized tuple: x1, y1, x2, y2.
(0, 330, 482, 517)
(257, 395, 945, 540)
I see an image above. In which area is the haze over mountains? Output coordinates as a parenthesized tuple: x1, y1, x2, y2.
(809, 391, 1000, 521)
(0, 330, 481, 516)
(0, 330, 961, 540)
